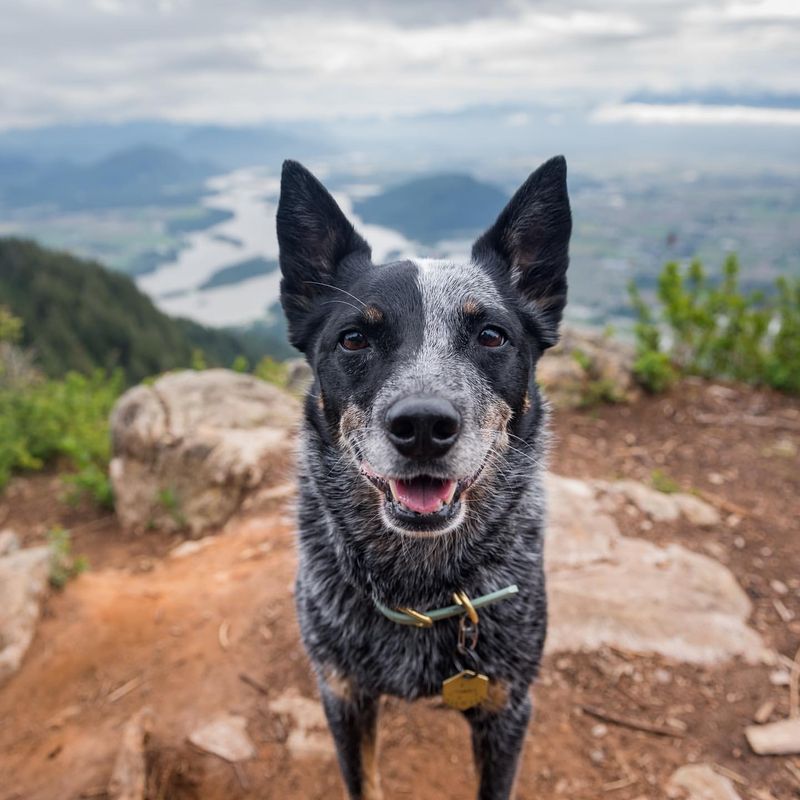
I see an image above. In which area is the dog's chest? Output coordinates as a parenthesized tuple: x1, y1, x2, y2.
(297, 574, 544, 701)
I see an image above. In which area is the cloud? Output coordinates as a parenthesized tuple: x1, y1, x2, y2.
(0, 0, 798, 128)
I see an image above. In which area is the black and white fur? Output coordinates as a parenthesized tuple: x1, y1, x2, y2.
(277, 156, 571, 800)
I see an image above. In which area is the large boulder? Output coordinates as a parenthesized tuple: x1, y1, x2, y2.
(0, 538, 51, 686)
(545, 474, 768, 665)
(110, 369, 300, 536)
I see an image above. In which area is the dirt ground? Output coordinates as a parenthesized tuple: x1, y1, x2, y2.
(0, 378, 798, 800)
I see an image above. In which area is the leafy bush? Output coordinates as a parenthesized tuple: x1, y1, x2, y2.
(0, 368, 122, 504)
(254, 356, 289, 388)
(651, 469, 681, 494)
(47, 526, 89, 589)
(569, 347, 625, 407)
(629, 255, 800, 393)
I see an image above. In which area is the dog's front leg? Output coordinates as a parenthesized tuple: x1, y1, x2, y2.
(466, 693, 531, 800)
(319, 676, 383, 800)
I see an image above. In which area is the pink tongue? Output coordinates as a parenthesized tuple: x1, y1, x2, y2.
(394, 477, 455, 515)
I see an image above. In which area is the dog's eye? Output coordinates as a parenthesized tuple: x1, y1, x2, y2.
(339, 330, 369, 351)
(478, 327, 507, 348)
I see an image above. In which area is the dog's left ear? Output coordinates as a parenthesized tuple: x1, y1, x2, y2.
(472, 155, 571, 347)
(277, 160, 372, 352)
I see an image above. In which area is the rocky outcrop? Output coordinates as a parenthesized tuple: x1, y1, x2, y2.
(594, 479, 722, 527)
(110, 369, 300, 536)
(0, 533, 51, 686)
(538, 326, 638, 407)
(545, 474, 767, 665)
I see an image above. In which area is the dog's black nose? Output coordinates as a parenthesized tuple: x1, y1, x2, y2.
(385, 395, 461, 459)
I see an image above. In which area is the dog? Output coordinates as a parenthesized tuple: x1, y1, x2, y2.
(276, 155, 571, 800)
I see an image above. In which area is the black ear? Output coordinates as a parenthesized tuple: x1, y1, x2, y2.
(277, 160, 371, 352)
(472, 155, 571, 347)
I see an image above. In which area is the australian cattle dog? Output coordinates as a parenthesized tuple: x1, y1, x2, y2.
(276, 155, 572, 800)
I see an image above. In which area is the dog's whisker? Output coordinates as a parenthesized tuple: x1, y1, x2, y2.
(302, 280, 367, 307)
(321, 298, 364, 314)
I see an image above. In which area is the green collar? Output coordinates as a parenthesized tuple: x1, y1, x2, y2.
(373, 584, 519, 627)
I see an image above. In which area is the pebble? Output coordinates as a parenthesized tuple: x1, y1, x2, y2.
(770, 579, 788, 595)
(188, 714, 255, 762)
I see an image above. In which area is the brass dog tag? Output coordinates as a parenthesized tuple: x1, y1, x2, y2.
(442, 670, 489, 710)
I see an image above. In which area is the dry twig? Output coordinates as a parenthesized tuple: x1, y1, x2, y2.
(239, 673, 269, 696)
(581, 704, 686, 739)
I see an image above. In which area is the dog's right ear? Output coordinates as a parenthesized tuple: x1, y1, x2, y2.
(277, 160, 372, 352)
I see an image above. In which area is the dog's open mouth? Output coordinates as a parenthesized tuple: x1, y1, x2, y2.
(361, 466, 481, 532)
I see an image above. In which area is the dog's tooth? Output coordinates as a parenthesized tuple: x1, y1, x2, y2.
(444, 480, 457, 504)
(389, 479, 399, 501)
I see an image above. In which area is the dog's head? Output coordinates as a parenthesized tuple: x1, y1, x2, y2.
(277, 158, 571, 538)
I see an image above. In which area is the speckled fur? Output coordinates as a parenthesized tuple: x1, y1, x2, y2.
(277, 157, 572, 800)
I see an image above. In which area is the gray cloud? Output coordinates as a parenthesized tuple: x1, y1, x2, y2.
(1, 0, 798, 128)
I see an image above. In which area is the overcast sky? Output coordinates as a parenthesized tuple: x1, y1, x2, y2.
(1, 0, 798, 129)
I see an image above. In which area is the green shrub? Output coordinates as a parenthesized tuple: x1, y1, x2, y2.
(254, 356, 289, 388)
(47, 526, 89, 589)
(231, 354, 249, 373)
(629, 256, 800, 394)
(570, 347, 624, 407)
(0, 306, 22, 344)
(651, 469, 681, 494)
(0, 369, 122, 503)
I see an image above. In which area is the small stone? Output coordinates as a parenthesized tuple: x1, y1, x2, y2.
(753, 700, 775, 725)
(770, 579, 788, 596)
(772, 437, 797, 458)
(673, 493, 721, 527)
(708, 473, 725, 486)
(655, 668, 673, 684)
(769, 670, 790, 686)
(667, 763, 742, 800)
(733, 535, 745, 548)
(108, 708, 155, 800)
(745, 717, 800, 755)
(589, 748, 605, 764)
(591, 723, 608, 738)
(188, 714, 255, 762)
(169, 537, 216, 559)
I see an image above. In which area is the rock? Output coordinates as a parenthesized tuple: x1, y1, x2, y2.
(188, 714, 255, 762)
(0, 545, 51, 686)
(667, 764, 742, 800)
(269, 689, 334, 758)
(108, 708, 154, 800)
(0, 529, 19, 556)
(110, 369, 300, 536)
(595, 479, 680, 521)
(545, 474, 768, 665)
(169, 536, 216, 559)
(672, 493, 721, 527)
(753, 699, 775, 724)
(538, 326, 638, 408)
(745, 717, 800, 755)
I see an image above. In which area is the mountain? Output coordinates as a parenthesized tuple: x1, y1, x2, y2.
(198, 257, 278, 291)
(0, 120, 320, 168)
(0, 145, 215, 211)
(354, 174, 507, 244)
(0, 238, 291, 382)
